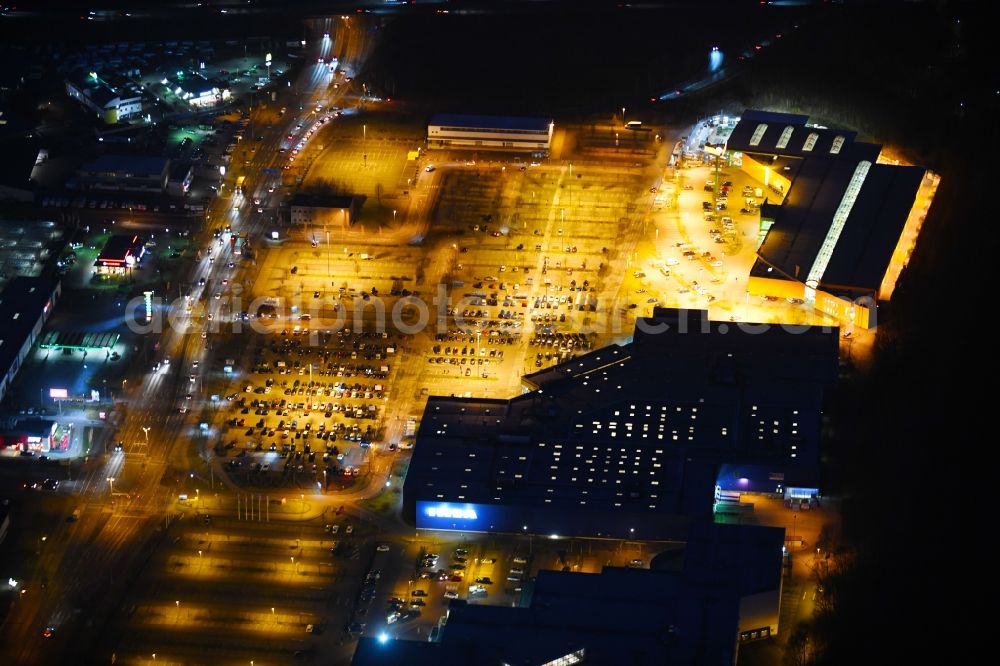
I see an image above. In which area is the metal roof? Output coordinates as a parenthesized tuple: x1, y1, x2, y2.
(822, 164, 925, 290)
(755, 155, 924, 292)
(0, 276, 60, 388)
(97, 233, 143, 263)
(80, 154, 169, 178)
(429, 113, 551, 133)
(352, 566, 741, 666)
(290, 194, 357, 209)
(405, 309, 837, 537)
(726, 109, 861, 159)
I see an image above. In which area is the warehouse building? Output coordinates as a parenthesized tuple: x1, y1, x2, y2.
(719, 110, 939, 329)
(75, 155, 170, 192)
(94, 233, 145, 275)
(0, 276, 61, 404)
(427, 114, 553, 153)
(353, 565, 741, 665)
(289, 194, 360, 228)
(404, 308, 837, 541)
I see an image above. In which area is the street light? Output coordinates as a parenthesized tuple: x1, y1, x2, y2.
(621, 106, 626, 125)
(107, 477, 115, 495)
(142, 426, 150, 443)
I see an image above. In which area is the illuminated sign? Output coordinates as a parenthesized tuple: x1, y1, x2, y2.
(49, 388, 68, 399)
(143, 290, 154, 322)
(425, 504, 477, 520)
(416, 501, 494, 532)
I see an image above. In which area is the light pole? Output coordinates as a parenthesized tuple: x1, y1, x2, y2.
(107, 477, 115, 495)
(142, 426, 150, 443)
(621, 106, 626, 126)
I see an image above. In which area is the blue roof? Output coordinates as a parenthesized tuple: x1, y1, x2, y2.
(754, 156, 924, 293)
(430, 113, 551, 133)
(81, 154, 170, 178)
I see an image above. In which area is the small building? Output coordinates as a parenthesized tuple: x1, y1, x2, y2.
(167, 162, 194, 196)
(405, 308, 838, 541)
(0, 418, 58, 454)
(162, 72, 231, 108)
(75, 155, 170, 192)
(0, 275, 61, 404)
(290, 194, 360, 228)
(65, 72, 143, 124)
(94, 233, 145, 275)
(428, 114, 553, 153)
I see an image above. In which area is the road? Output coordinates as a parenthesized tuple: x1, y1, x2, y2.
(0, 16, 374, 665)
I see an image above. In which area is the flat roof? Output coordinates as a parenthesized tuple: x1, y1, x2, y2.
(353, 566, 739, 666)
(405, 309, 837, 537)
(80, 154, 169, 178)
(681, 522, 785, 596)
(754, 157, 924, 292)
(0, 142, 40, 190)
(39, 330, 120, 351)
(169, 162, 193, 180)
(0, 276, 60, 384)
(290, 194, 357, 209)
(726, 109, 863, 159)
(821, 164, 925, 289)
(97, 233, 143, 263)
(429, 113, 551, 133)
(0, 417, 57, 438)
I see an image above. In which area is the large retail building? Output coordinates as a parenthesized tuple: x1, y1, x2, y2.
(404, 308, 837, 541)
(717, 110, 938, 329)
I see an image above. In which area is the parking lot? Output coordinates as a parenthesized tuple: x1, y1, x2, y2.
(199, 327, 405, 492)
(107, 502, 377, 665)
